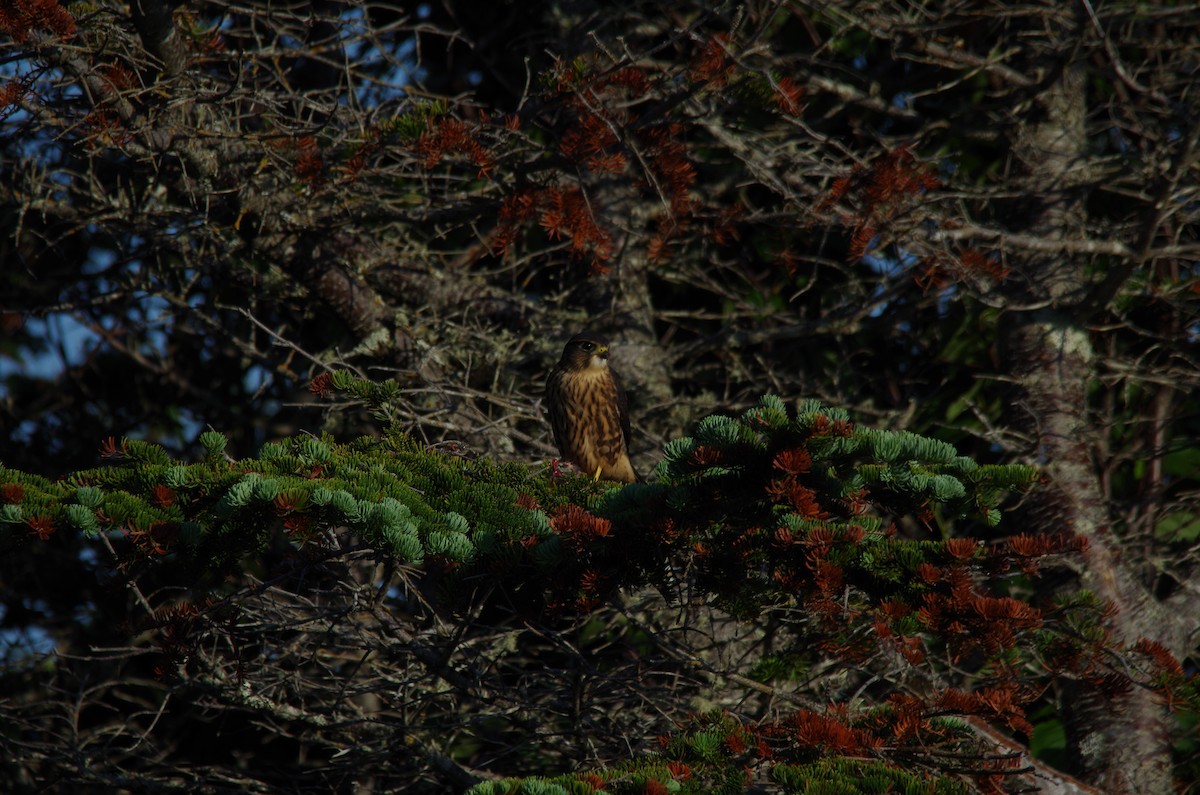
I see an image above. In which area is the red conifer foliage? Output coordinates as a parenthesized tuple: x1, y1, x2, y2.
(552, 504, 613, 550)
(416, 117, 494, 177)
(151, 484, 176, 508)
(27, 514, 55, 541)
(0, 0, 75, 43)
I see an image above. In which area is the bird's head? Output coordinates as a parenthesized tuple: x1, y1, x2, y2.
(558, 333, 610, 372)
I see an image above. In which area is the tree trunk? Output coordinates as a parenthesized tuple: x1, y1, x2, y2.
(999, 44, 1179, 795)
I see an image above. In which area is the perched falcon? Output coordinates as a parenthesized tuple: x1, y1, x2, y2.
(545, 332, 639, 483)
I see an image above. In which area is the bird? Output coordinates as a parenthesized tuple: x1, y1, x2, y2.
(545, 332, 639, 483)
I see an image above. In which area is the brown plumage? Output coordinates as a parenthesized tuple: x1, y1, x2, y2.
(545, 332, 639, 483)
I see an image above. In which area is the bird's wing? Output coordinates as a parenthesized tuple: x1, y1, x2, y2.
(609, 366, 633, 450)
(545, 366, 570, 454)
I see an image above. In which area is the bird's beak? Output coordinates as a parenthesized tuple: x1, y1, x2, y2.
(597, 345, 609, 358)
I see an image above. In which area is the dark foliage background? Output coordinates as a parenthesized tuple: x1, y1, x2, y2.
(2, 0, 1199, 792)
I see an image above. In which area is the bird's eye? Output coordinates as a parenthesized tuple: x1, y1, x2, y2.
(580, 342, 594, 352)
